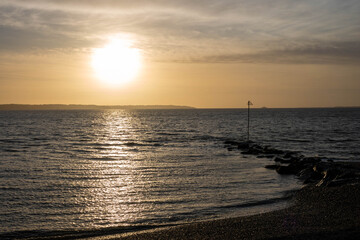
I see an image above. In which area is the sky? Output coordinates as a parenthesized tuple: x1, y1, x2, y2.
(0, 0, 359, 108)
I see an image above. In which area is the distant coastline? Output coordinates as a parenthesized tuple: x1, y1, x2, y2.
(0, 104, 195, 111)
(1, 104, 359, 111)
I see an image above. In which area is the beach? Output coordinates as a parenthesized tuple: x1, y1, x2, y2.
(87, 183, 360, 240)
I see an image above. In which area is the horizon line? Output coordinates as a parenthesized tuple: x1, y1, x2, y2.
(0, 103, 359, 110)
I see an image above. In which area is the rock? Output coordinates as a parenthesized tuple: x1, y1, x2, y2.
(316, 168, 341, 187)
(276, 165, 298, 175)
(241, 149, 260, 155)
(301, 157, 322, 165)
(249, 144, 265, 153)
(265, 164, 279, 170)
(274, 157, 293, 164)
(283, 151, 296, 159)
(313, 162, 331, 174)
(257, 154, 276, 159)
(297, 167, 313, 179)
(224, 140, 239, 146)
(298, 167, 323, 184)
(237, 142, 250, 150)
(304, 172, 324, 184)
(226, 140, 360, 187)
(290, 156, 302, 163)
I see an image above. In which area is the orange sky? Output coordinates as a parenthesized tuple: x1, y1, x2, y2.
(1, 0, 360, 108)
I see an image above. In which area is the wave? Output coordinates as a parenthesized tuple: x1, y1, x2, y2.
(214, 196, 293, 210)
(2, 148, 23, 152)
(0, 223, 178, 240)
(326, 138, 355, 142)
(88, 156, 117, 161)
(0, 139, 25, 144)
(279, 138, 311, 143)
(0, 196, 291, 239)
(71, 141, 162, 148)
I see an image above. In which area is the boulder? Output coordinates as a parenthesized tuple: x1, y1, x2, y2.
(300, 157, 322, 165)
(265, 164, 279, 170)
(316, 168, 341, 187)
(224, 140, 239, 146)
(313, 162, 331, 174)
(237, 142, 250, 150)
(276, 165, 298, 175)
(274, 157, 293, 164)
(283, 151, 296, 159)
(241, 149, 260, 155)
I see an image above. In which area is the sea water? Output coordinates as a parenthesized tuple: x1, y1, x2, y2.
(0, 108, 359, 238)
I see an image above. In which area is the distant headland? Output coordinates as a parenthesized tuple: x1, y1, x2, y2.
(0, 104, 195, 111)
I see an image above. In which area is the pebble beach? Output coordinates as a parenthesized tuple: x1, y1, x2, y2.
(87, 183, 360, 240)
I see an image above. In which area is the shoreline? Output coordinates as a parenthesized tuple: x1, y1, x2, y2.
(86, 183, 360, 240)
(5, 141, 360, 240)
(85, 142, 360, 240)
(7, 183, 359, 240)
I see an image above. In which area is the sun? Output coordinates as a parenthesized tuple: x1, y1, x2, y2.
(91, 38, 141, 86)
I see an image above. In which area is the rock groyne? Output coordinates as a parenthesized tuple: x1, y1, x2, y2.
(224, 140, 360, 187)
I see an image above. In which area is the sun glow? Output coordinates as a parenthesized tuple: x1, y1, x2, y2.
(91, 38, 141, 86)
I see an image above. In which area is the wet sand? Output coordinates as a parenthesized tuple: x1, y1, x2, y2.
(88, 183, 360, 240)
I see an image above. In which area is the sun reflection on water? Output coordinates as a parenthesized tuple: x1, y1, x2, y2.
(80, 110, 145, 227)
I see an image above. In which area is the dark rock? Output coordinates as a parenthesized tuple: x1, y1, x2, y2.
(241, 149, 260, 155)
(316, 169, 338, 187)
(258, 154, 276, 159)
(300, 157, 322, 165)
(249, 144, 265, 154)
(283, 151, 296, 159)
(265, 164, 279, 170)
(274, 157, 293, 164)
(304, 173, 324, 184)
(230, 141, 360, 187)
(224, 140, 239, 145)
(313, 162, 331, 174)
(274, 157, 283, 162)
(297, 167, 313, 179)
(298, 167, 323, 184)
(290, 156, 302, 163)
(237, 142, 250, 150)
(264, 148, 284, 155)
(276, 165, 298, 175)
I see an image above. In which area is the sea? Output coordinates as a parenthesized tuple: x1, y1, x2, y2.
(1, 108, 359, 238)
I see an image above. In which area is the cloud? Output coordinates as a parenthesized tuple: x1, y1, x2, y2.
(0, 0, 359, 64)
(197, 41, 360, 64)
